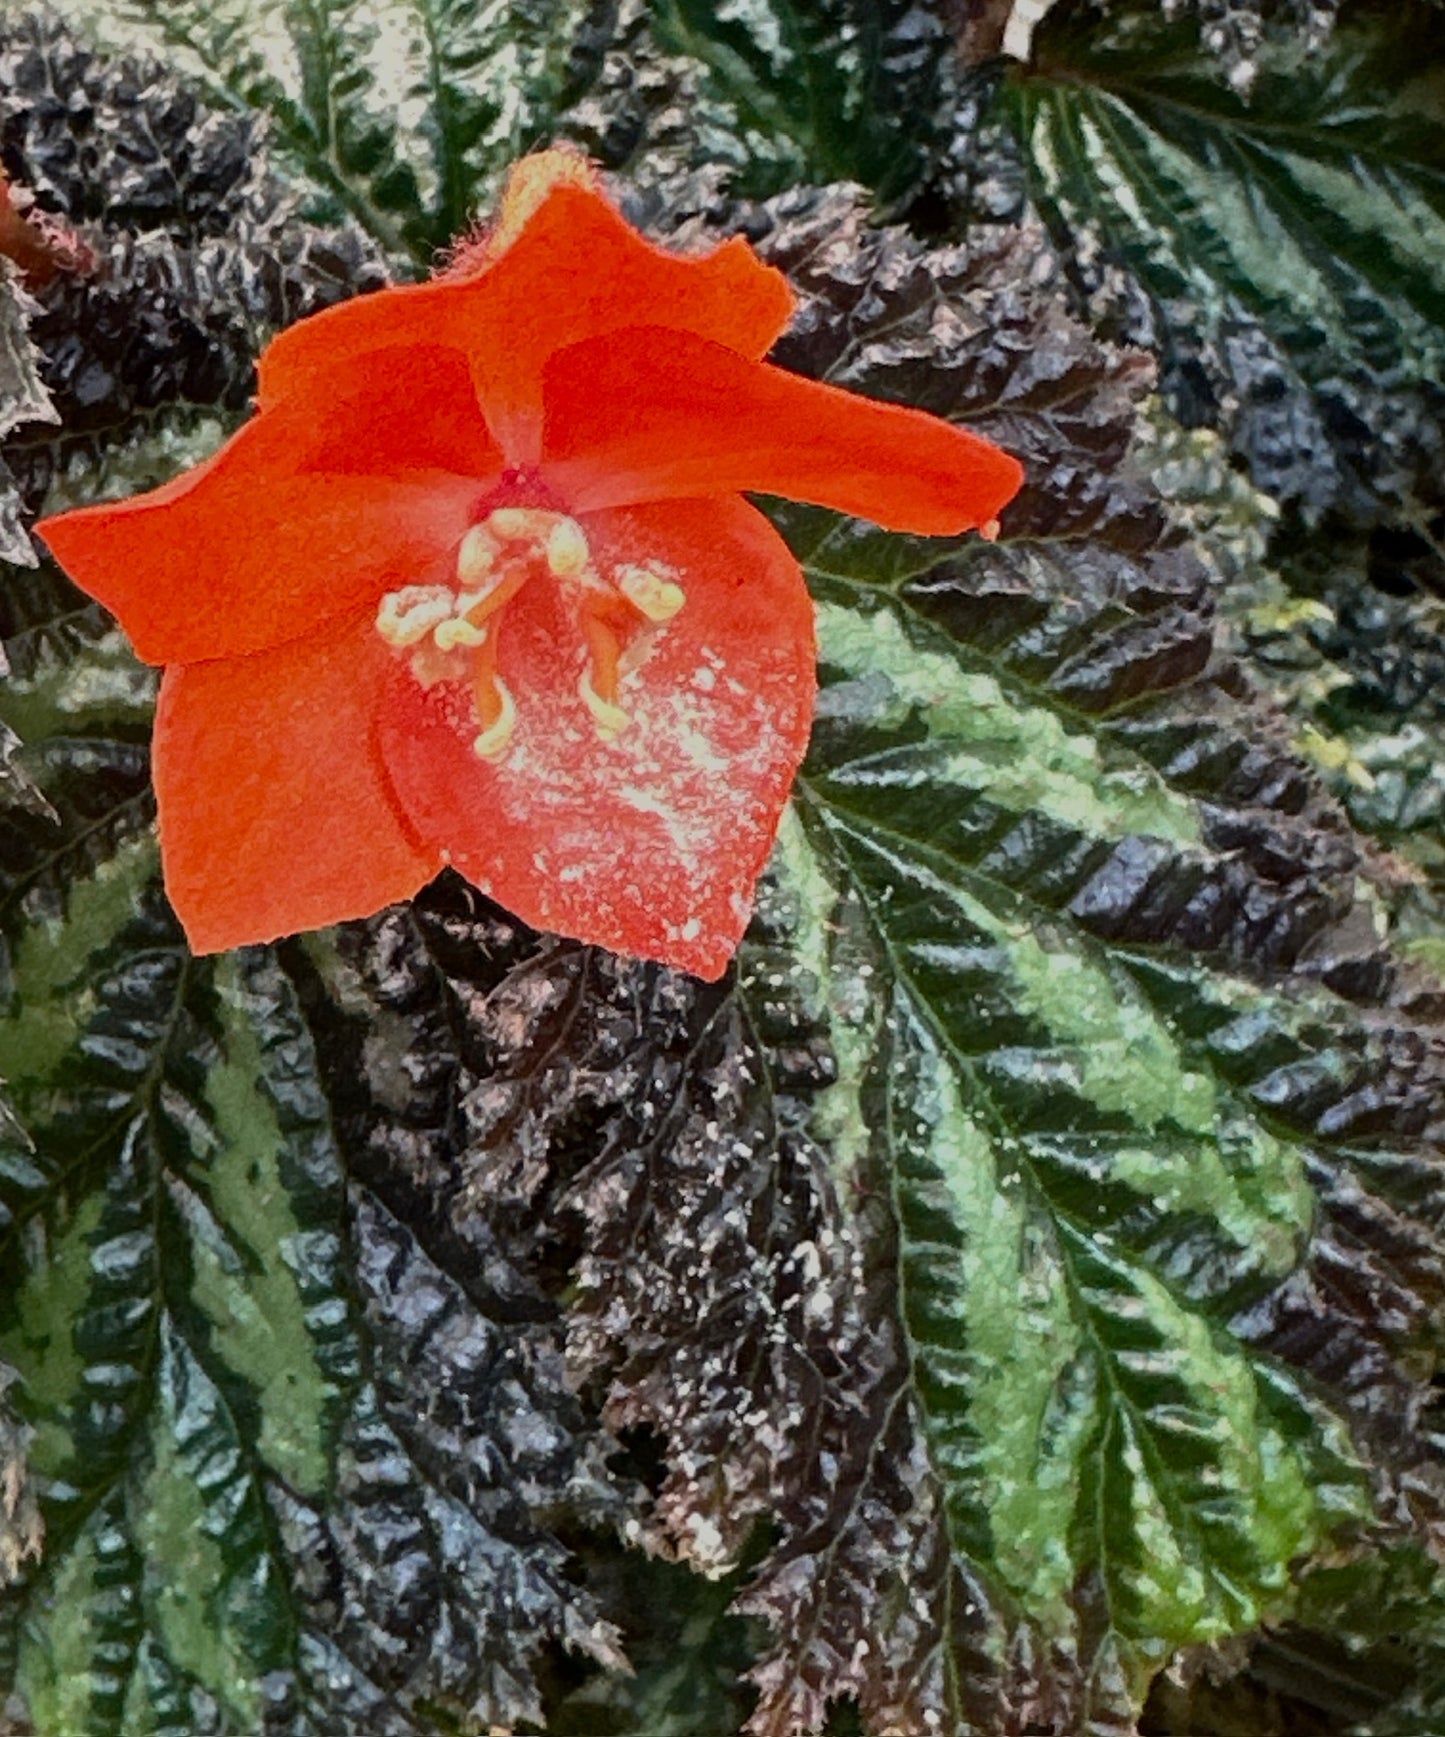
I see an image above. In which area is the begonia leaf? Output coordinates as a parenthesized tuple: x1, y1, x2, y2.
(0, 270, 57, 572)
(998, 1, 1445, 574)
(3, 10, 1445, 1737)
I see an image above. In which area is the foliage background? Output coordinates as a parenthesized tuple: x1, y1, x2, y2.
(1, 0, 1444, 1732)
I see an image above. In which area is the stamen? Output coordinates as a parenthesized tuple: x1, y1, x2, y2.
(457, 523, 501, 585)
(545, 517, 590, 579)
(579, 669, 630, 741)
(376, 585, 456, 647)
(581, 607, 624, 699)
(579, 606, 632, 741)
(382, 505, 677, 754)
(472, 676, 517, 760)
(616, 563, 685, 623)
(471, 635, 517, 759)
(980, 517, 1001, 543)
(461, 562, 532, 628)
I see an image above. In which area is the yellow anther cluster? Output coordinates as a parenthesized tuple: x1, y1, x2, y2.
(374, 506, 693, 762)
(433, 616, 489, 651)
(480, 508, 596, 585)
(377, 585, 489, 655)
(486, 506, 555, 543)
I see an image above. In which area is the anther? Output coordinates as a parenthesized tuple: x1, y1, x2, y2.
(545, 517, 590, 579)
(488, 505, 555, 542)
(616, 563, 685, 623)
(434, 617, 489, 651)
(980, 518, 1001, 543)
(579, 670, 631, 741)
(376, 585, 455, 647)
(457, 523, 501, 585)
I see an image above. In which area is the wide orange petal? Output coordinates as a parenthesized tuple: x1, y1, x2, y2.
(540, 326, 1025, 534)
(377, 496, 817, 979)
(38, 345, 496, 665)
(155, 610, 440, 953)
(255, 183, 795, 461)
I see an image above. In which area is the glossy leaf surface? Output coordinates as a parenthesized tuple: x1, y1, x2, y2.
(2, 7, 1445, 1736)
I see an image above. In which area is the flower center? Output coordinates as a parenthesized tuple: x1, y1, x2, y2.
(374, 506, 685, 761)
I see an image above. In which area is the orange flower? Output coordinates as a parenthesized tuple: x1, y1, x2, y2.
(37, 153, 1022, 979)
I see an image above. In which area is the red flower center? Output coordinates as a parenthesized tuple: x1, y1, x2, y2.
(480, 463, 568, 514)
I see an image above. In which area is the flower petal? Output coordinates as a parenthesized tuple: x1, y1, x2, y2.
(540, 326, 1025, 533)
(155, 610, 440, 954)
(255, 183, 795, 459)
(377, 496, 817, 979)
(38, 345, 495, 665)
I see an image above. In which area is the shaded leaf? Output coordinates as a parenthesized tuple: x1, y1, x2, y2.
(734, 183, 1445, 1730)
(0, 562, 154, 1006)
(548, 1550, 758, 1737)
(1117, 0, 1341, 93)
(72, 0, 598, 263)
(275, 892, 646, 1734)
(295, 874, 966, 1737)
(647, 0, 951, 201)
(1001, 1, 1445, 576)
(0, 9, 387, 512)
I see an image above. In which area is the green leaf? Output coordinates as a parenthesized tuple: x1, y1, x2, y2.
(66, 0, 420, 257)
(1001, 1, 1445, 542)
(737, 184, 1443, 1730)
(1011, 5, 1445, 355)
(648, 0, 951, 200)
(68, 0, 594, 263)
(0, 921, 352, 1736)
(789, 613, 1372, 1707)
(66, 0, 950, 259)
(0, 562, 156, 1021)
(406, 0, 596, 244)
